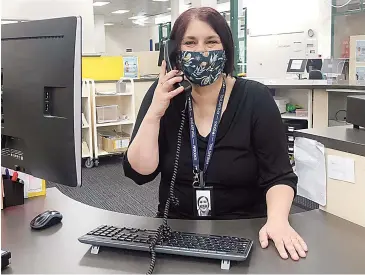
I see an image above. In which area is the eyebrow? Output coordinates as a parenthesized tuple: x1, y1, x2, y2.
(183, 35, 220, 40)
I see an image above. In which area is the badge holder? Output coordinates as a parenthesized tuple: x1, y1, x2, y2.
(193, 171, 214, 219)
(192, 173, 231, 270)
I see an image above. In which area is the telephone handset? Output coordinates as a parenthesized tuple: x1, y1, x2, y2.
(162, 39, 192, 94)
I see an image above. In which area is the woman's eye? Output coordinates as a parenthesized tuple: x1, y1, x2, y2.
(207, 41, 218, 44)
(184, 41, 195, 45)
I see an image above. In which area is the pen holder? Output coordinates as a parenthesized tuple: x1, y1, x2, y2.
(2, 175, 24, 208)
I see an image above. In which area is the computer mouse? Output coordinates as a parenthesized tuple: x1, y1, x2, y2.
(30, 210, 63, 230)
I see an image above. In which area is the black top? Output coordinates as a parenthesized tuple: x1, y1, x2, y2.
(123, 78, 297, 219)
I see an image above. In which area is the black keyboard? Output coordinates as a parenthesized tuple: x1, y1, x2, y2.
(78, 225, 253, 261)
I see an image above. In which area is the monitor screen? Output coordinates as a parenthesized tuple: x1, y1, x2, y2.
(286, 59, 308, 73)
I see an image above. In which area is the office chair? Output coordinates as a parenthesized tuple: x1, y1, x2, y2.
(306, 59, 323, 72)
(309, 70, 323, 79)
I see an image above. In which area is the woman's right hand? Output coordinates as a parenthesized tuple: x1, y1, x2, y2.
(148, 60, 185, 119)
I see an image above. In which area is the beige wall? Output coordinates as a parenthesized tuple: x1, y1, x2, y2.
(134, 81, 155, 118)
(321, 148, 365, 227)
(312, 89, 329, 128)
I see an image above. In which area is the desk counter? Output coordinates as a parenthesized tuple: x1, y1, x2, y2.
(294, 125, 365, 227)
(250, 79, 365, 90)
(295, 126, 365, 157)
(2, 188, 365, 274)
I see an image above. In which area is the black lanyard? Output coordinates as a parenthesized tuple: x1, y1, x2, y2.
(187, 79, 226, 187)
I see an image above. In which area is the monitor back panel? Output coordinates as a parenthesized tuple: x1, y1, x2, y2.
(1, 17, 81, 186)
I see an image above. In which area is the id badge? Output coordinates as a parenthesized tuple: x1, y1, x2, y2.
(193, 186, 214, 218)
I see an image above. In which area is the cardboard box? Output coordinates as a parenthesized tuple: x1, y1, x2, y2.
(99, 131, 130, 153)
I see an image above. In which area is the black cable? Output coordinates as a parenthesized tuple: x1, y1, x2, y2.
(335, 109, 347, 122)
(146, 104, 186, 275)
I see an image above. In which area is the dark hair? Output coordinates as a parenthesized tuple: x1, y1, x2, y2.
(170, 7, 234, 75)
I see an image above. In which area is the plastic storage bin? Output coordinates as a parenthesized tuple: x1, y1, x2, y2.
(96, 105, 120, 124)
(116, 80, 127, 94)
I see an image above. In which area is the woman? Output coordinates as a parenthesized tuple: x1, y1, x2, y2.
(124, 7, 308, 261)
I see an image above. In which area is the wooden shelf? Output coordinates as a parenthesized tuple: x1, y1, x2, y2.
(95, 92, 133, 97)
(92, 78, 136, 162)
(96, 120, 134, 127)
(98, 148, 126, 156)
(281, 113, 308, 120)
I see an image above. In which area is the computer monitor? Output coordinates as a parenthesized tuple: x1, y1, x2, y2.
(286, 59, 308, 74)
(321, 58, 347, 77)
(306, 59, 323, 72)
(1, 17, 82, 187)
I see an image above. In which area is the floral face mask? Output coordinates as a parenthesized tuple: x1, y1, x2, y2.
(179, 50, 227, 86)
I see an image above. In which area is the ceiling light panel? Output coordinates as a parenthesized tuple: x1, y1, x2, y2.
(1, 20, 19, 24)
(93, 1, 110, 6)
(112, 10, 130, 14)
(129, 14, 147, 20)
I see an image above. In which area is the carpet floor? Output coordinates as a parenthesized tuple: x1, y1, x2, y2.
(48, 156, 307, 216)
(47, 156, 160, 217)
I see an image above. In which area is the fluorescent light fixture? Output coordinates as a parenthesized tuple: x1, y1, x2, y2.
(104, 23, 114, 26)
(155, 14, 171, 25)
(1, 20, 19, 24)
(132, 20, 145, 26)
(167, 7, 171, 10)
(93, 1, 110, 6)
(129, 14, 147, 20)
(152, 0, 169, 2)
(112, 9, 130, 14)
(131, 14, 149, 26)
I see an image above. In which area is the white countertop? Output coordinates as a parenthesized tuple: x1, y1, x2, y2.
(245, 78, 365, 90)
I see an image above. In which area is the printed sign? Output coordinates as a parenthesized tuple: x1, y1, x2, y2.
(356, 67, 365, 81)
(356, 40, 365, 63)
(123, 56, 139, 78)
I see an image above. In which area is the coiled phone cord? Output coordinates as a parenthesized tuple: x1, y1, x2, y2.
(146, 106, 186, 275)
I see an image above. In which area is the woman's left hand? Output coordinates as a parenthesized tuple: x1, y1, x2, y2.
(259, 219, 308, 261)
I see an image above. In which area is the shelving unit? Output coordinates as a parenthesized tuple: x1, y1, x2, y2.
(277, 89, 313, 125)
(91, 78, 136, 166)
(82, 79, 95, 168)
(273, 89, 313, 163)
(275, 88, 315, 210)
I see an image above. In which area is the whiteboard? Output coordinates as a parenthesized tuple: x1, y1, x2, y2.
(247, 32, 306, 78)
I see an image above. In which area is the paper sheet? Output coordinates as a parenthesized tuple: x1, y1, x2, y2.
(294, 137, 327, 206)
(291, 60, 303, 70)
(327, 155, 355, 183)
